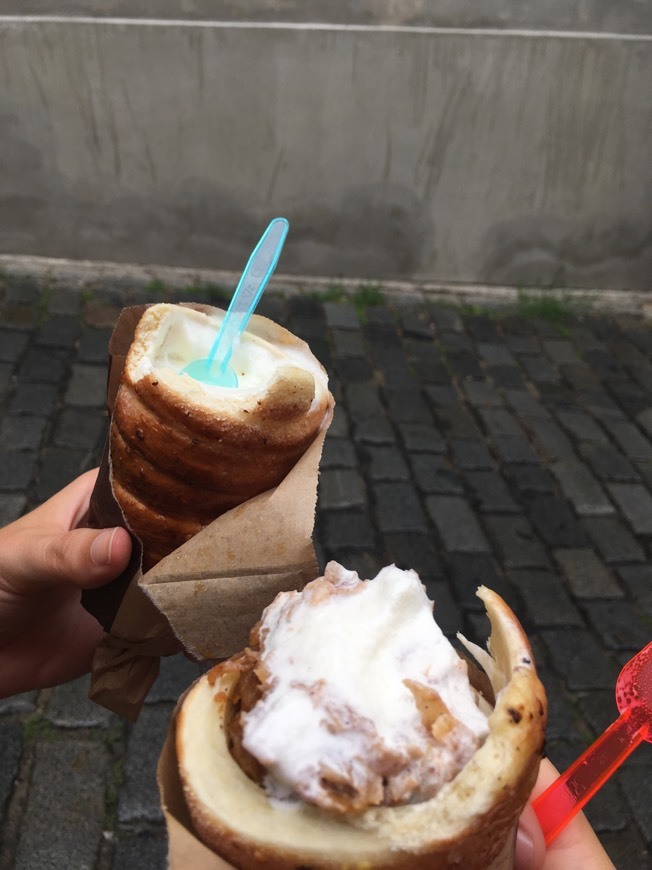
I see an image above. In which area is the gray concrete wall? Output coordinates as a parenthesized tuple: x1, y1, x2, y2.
(1, 14, 651, 290)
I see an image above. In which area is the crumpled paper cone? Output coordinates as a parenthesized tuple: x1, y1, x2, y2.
(82, 304, 332, 721)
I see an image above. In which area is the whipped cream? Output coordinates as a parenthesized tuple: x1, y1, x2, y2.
(241, 563, 489, 812)
(127, 303, 328, 404)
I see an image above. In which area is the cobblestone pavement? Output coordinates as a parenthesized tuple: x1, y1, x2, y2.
(1, 274, 652, 869)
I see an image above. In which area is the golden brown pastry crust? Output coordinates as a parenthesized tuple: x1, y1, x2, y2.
(109, 304, 333, 569)
(176, 586, 547, 869)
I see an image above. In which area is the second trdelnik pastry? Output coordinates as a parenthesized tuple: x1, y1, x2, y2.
(175, 562, 547, 870)
(109, 303, 333, 570)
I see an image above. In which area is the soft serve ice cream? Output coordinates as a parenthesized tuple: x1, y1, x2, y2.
(240, 562, 490, 811)
(174, 562, 546, 869)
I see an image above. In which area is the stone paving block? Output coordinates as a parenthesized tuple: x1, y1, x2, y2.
(446, 351, 485, 380)
(521, 354, 561, 384)
(431, 405, 480, 439)
(47, 286, 83, 315)
(554, 548, 623, 598)
(18, 347, 67, 383)
(543, 339, 582, 365)
(479, 408, 523, 438)
(522, 416, 575, 461)
(321, 436, 358, 469)
(539, 674, 580, 742)
(477, 342, 517, 366)
(328, 405, 350, 438)
(382, 387, 432, 424)
(0, 361, 11, 394)
(550, 458, 614, 516)
(505, 464, 557, 494)
(410, 454, 464, 495)
(606, 483, 652, 535)
(352, 415, 395, 445)
(407, 348, 450, 385)
(600, 829, 652, 870)
(318, 469, 366, 510)
(146, 654, 205, 704)
(486, 364, 526, 389)
(430, 307, 463, 332)
(77, 326, 114, 363)
(0, 414, 48, 450)
(364, 445, 410, 481)
(447, 552, 511, 612)
(526, 493, 588, 548)
(0, 328, 29, 362)
(636, 407, 652, 438)
(508, 569, 583, 627)
(14, 740, 108, 870)
(52, 407, 107, 450)
(492, 434, 540, 465)
(399, 308, 434, 339)
(46, 674, 117, 728)
(619, 765, 652, 845)
(323, 549, 384, 580)
(425, 496, 490, 553)
(465, 470, 519, 514)
(617, 565, 652, 615)
(398, 422, 445, 453)
(119, 704, 174, 823)
(0, 721, 22, 816)
(323, 301, 359, 329)
(555, 409, 609, 444)
(462, 315, 500, 342)
(0, 449, 37, 491)
(601, 418, 652, 461)
(0, 493, 26, 525)
(425, 580, 463, 637)
(450, 438, 495, 471)
(345, 382, 385, 419)
(65, 363, 108, 406)
(583, 601, 652, 651)
(483, 515, 549, 568)
(331, 328, 366, 358)
(503, 334, 540, 355)
(582, 517, 645, 564)
(112, 830, 168, 870)
(9, 382, 59, 416)
(560, 363, 602, 391)
(332, 355, 374, 383)
(540, 629, 619, 690)
(461, 379, 502, 407)
(578, 442, 640, 483)
(34, 447, 93, 502)
(36, 314, 81, 348)
(383, 532, 444, 584)
(374, 482, 428, 533)
(322, 510, 376, 550)
(422, 384, 457, 407)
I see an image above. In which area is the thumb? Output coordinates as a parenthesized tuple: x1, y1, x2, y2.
(37, 526, 133, 589)
(515, 803, 547, 870)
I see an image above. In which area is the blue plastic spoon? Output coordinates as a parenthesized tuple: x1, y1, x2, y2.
(181, 217, 289, 386)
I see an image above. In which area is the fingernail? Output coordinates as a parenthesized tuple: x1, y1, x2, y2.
(515, 826, 535, 870)
(90, 528, 118, 567)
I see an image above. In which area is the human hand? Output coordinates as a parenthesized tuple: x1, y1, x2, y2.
(515, 756, 616, 869)
(0, 469, 131, 698)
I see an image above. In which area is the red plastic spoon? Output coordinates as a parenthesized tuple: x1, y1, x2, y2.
(533, 641, 652, 844)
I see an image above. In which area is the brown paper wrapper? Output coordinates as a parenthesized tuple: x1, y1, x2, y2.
(83, 305, 331, 721)
(157, 705, 518, 870)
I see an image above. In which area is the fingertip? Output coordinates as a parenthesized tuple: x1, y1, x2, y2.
(515, 804, 547, 870)
(89, 526, 132, 571)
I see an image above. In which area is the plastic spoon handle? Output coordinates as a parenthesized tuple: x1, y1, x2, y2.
(207, 217, 289, 375)
(533, 707, 649, 844)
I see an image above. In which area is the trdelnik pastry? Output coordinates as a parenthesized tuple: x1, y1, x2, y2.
(175, 562, 547, 870)
(109, 302, 333, 569)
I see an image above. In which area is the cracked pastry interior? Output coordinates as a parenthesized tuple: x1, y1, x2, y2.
(175, 563, 547, 870)
(109, 303, 333, 569)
